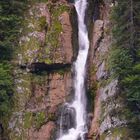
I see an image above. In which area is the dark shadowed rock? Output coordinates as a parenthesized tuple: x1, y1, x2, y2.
(27, 62, 71, 73)
(57, 105, 76, 136)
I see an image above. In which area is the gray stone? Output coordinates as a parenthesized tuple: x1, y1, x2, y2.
(100, 79, 118, 101)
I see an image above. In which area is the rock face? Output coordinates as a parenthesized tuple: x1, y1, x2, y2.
(60, 12, 73, 63)
(8, 1, 75, 140)
(19, 1, 73, 66)
(5, 0, 136, 140)
(88, 1, 133, 140)
(29, 122, 55, 140)
(57, 105, 76, 136)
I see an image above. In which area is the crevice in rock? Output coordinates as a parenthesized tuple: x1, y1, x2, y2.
(24, 62, 71, 73)
(94, 22, 104, 58)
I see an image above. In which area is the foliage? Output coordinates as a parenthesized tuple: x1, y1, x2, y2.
(0, 63, 13, 117)
(109, 1, 140, 138)
(32, 72, 47, 85)
(108, 47, 133, 76)
(46, 3, 70, 48)
(34, 112, 46, 129)
(38, 16, 47, 31)
(0, 0, 27, 60)
(0, 0, 27, 121)
(109, 0, 140, 106)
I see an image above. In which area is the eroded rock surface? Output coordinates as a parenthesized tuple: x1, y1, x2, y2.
(88, 1, 132, 139)
(29, 121, 55, 140)
(9, 1, 74, 140)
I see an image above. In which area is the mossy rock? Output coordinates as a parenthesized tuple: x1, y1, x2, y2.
(24, 112, 33, 129)
(34, 112, 46, 129)
(100, 127, 132, 140)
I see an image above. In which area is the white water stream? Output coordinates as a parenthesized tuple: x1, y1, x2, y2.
(58, 0, 89, 139)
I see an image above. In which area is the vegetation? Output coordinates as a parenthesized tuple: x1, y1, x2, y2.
(109, 0, 140, 138)
(46, 3, 70, 48)
(0, 63, 13, 117)
(32, 74, 46, 86)
(0, 0, 27, 125)
(24, 112, 32, 129)
(24, 111, 46, 130)
(34, 112, 46, 129)
(100, 127, 131, 140)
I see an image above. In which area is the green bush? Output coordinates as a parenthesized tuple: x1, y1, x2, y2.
(108, 47, 133, 76)
(0, 63, 13, 117)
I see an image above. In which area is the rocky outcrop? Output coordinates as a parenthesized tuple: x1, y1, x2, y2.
(57, 105, 76, 136)
(8, 1, 75, 140)
(24, 72, 72, 140)
(18, 1, 73, 66)
(29, 121, 55, 140)
(60, 12, 73, 63)
(88, 1, 132, 140)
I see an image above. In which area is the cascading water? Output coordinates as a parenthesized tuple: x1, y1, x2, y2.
(57, 0, 89, 139)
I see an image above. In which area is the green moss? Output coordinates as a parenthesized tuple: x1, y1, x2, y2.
(46, 3, 70, 48)
(46, 22, 62, 48)
(88, 65, 98, 96)
(90, 65, 97, 75)
(21, 2, 71, 65)
(56, 68, 70, 76)
(45, 58, 52, 64)
(38, 16, 47, 31)
(89, 82, 98, 99)
(100, 127, 131, 140)
(52, 5, 69, 18)
(32, 73, 47, 86)
(98, 76, 115, 88)
(13, 71, 32, 111)
(24, 112, 33, 129)
(34, 112, 46, 129)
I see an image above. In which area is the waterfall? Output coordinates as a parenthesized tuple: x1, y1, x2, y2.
(57, 0, 89, 139)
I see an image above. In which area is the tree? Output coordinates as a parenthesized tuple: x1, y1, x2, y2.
(110, 1, 140, 138)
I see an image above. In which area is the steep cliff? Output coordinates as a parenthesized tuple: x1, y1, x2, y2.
(0, 0, 140, 140)
(7, 1, 75, 140)
(88, 0, 140, 140)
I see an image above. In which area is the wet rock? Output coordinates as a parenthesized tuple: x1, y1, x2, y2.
(59, 105, 76, 134)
